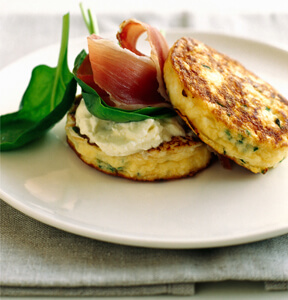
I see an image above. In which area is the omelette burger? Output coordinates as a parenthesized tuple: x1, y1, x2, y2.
(65, 19, 212, 181)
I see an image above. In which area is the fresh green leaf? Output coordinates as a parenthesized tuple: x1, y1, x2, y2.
(82, 91, 176, 123)
(1, 80, 76, 150)
(75, 73, 176, 123)
(73, 49, 87, 74)
(79, 2, 99, 35)
(0, 13, 77, 151)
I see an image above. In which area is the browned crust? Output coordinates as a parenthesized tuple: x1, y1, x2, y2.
(66, 135, 212, 181)
(169, 37, 288, 145)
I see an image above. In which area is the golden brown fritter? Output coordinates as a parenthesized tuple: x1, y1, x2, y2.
(164, 37, 288, 173)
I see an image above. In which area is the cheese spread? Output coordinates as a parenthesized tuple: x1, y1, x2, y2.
(75, 99, 185, 156)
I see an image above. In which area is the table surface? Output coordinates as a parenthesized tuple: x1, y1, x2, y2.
(1, 282, 288, 299)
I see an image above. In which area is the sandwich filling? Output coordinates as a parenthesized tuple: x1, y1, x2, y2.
(75, 99, 186, 156)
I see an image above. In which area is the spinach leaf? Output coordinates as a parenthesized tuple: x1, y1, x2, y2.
(79, 2, 99, 35)
(82, 90, 176, 123)
(73, 50, 176, 123)
(0, 13, 77, 151)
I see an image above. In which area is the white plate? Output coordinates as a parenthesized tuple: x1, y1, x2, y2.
(1, 31, 288, 249)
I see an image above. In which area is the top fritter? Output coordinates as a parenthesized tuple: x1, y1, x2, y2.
(164, 37, 288, 173)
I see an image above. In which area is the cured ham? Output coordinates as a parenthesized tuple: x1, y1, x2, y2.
(117, 19, 169, 100)
(76, 54, 116, 107)
(78, 19, 171, 110)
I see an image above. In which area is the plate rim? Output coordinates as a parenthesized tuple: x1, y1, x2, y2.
(1, 187, 288, 249)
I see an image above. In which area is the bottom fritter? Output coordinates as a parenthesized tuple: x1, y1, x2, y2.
(65, 100, 213, 181)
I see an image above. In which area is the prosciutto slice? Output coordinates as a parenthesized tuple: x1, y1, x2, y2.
(117, 19, 169, 100)
(85, 19, 170, 110)
(76, 54, 117, 107)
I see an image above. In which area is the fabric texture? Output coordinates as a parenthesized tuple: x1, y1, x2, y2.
(0, 13, 288, 69)
(1, 12, 288, 297)
(0, 201, 287, 296)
